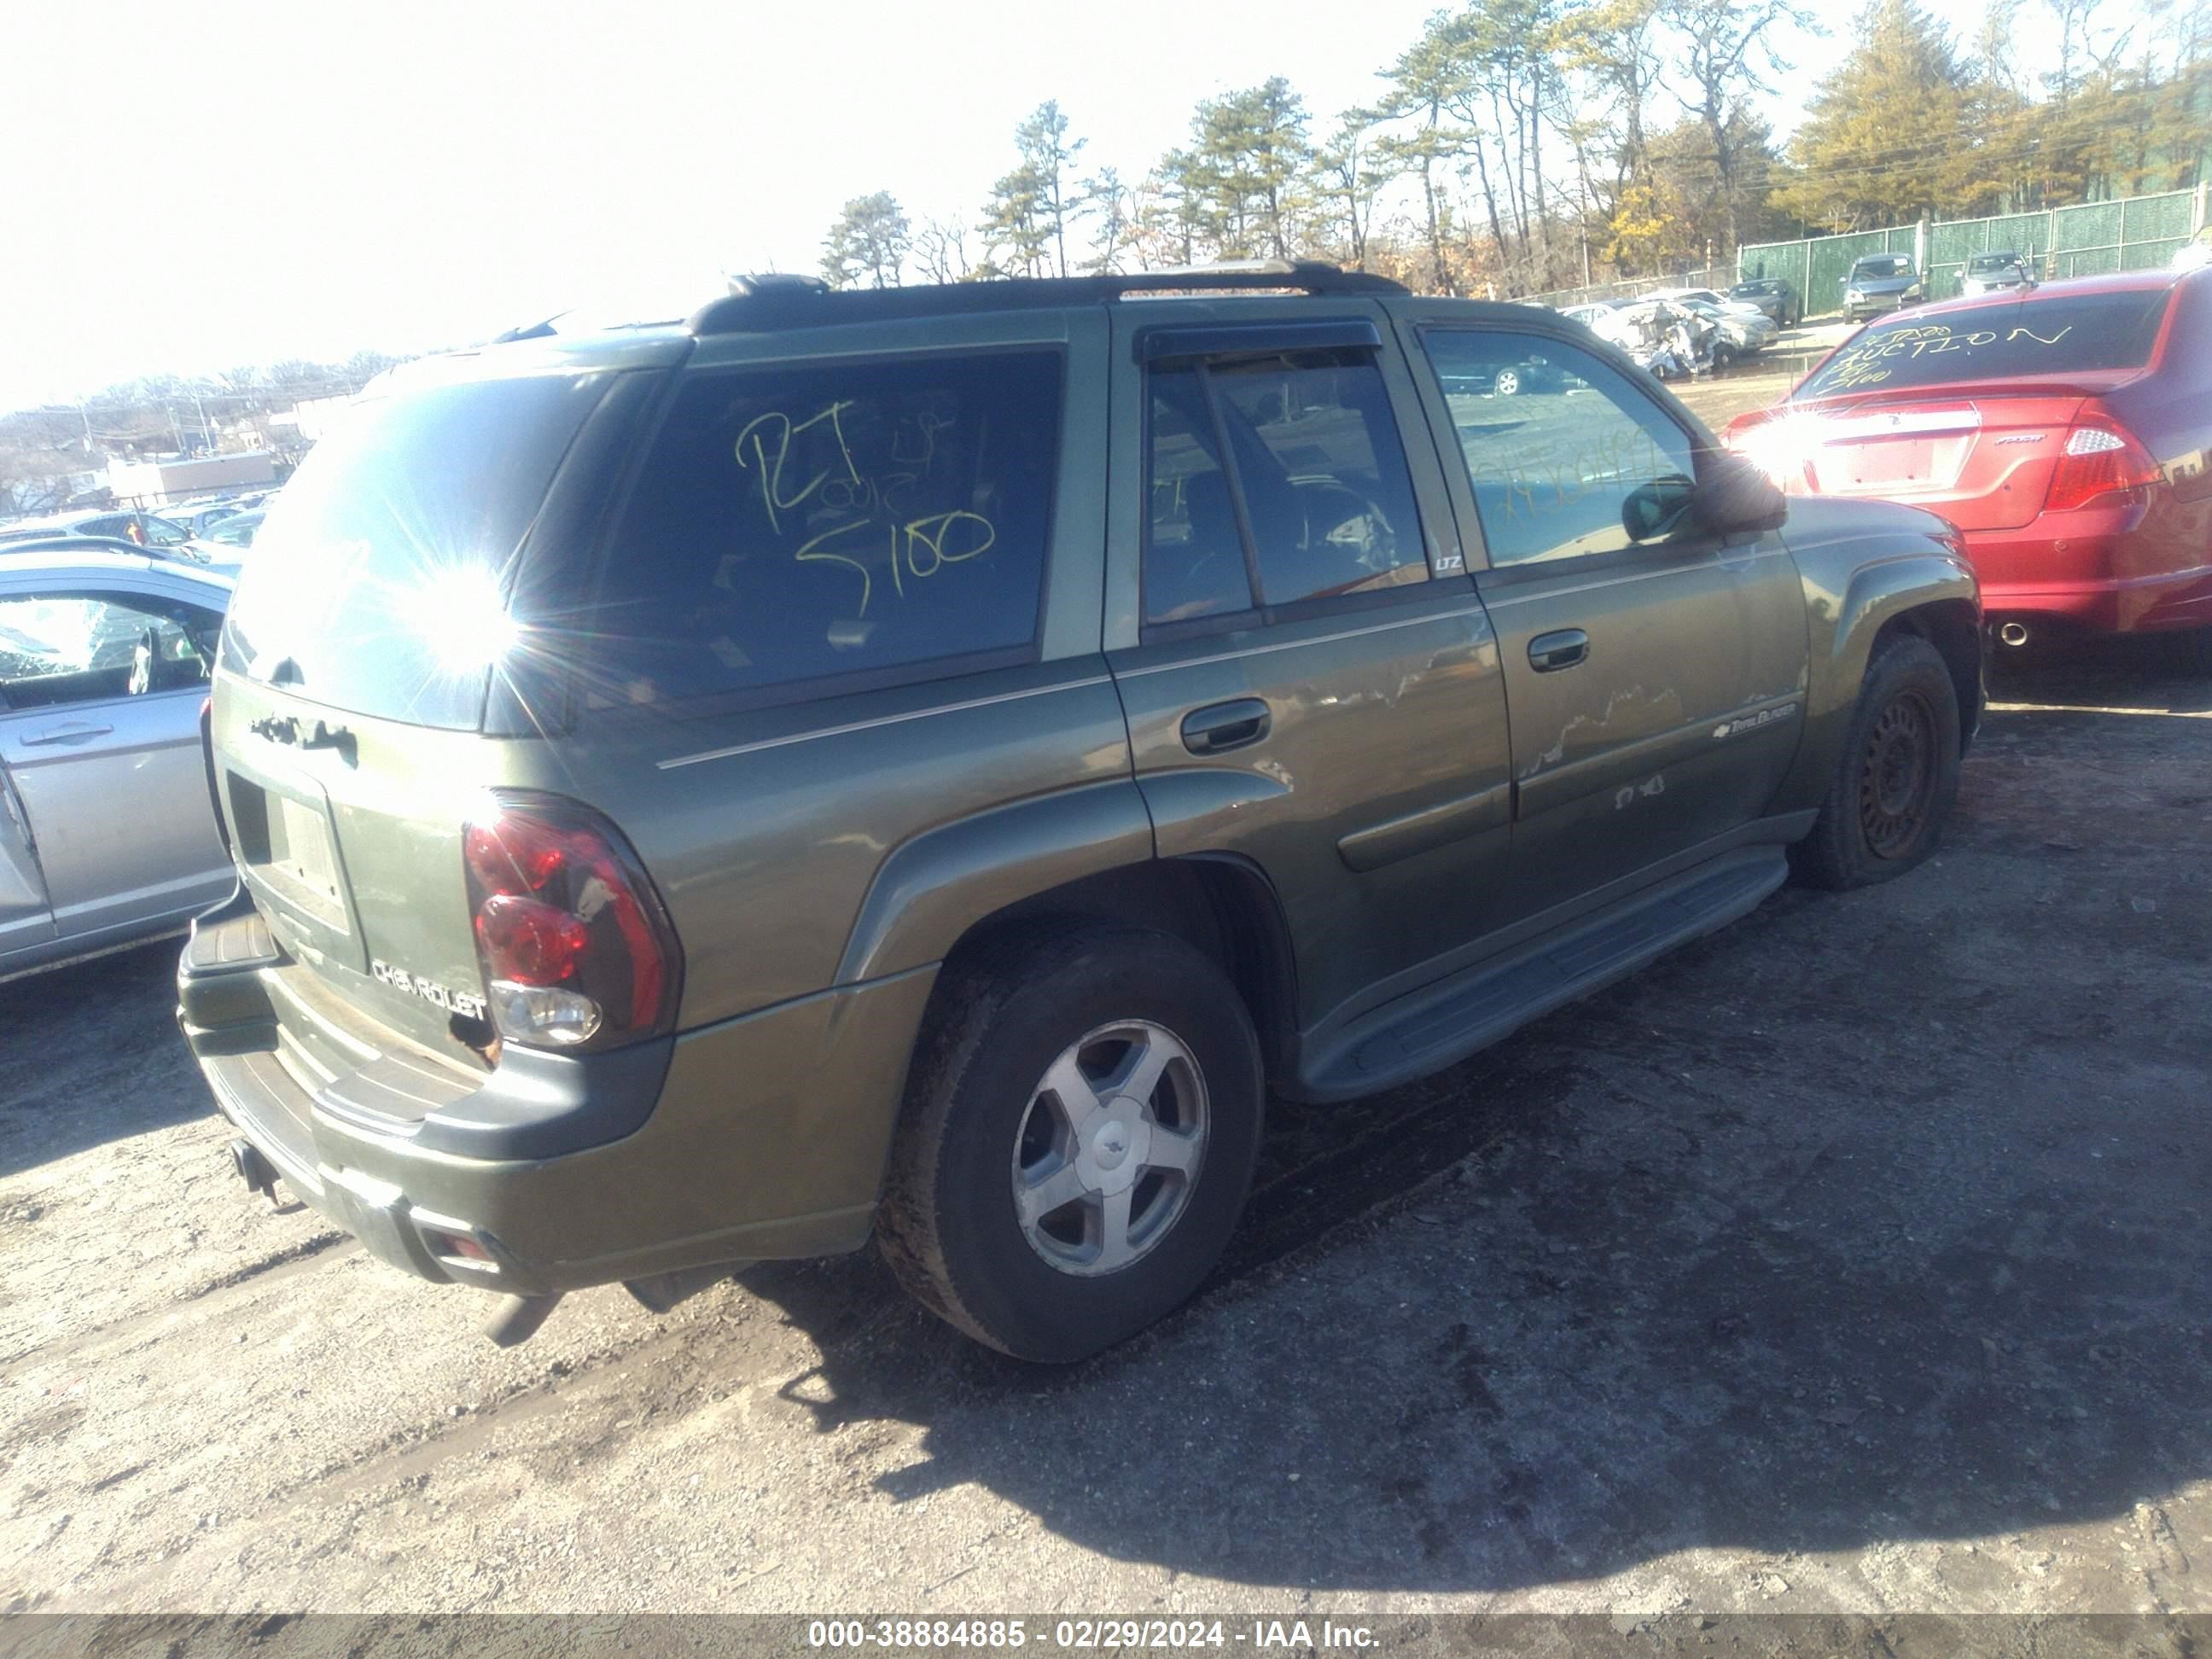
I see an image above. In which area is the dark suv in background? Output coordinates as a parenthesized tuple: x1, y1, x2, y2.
(1727, 276, 1800, 326)
(178, 264, 1982, 1362)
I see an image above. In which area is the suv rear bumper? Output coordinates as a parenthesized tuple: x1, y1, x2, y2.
(178, 897, 937, 1296)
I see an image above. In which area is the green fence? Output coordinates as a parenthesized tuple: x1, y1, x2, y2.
(1738, 187, 2206, 312)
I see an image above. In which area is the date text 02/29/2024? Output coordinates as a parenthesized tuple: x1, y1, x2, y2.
(806, 1620, 1380, 1650)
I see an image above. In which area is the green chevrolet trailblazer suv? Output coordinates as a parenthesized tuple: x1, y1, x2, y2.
(178, 263, 1982, 1361)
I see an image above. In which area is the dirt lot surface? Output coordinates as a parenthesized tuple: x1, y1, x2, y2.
(2, 647, 2207, 1618)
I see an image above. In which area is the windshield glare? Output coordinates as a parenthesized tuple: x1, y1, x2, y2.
(1853, 257, 1911, 279)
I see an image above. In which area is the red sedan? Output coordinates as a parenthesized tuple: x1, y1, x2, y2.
(1724, 269, 2212, 667)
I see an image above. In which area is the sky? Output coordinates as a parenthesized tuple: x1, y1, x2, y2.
(0, 0, 2096, 413)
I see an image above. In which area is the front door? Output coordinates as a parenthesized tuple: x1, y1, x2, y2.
(0, 585, 230, 942)
(1401, 318, 1811, 921)
(1104, 303, 1517, 1035)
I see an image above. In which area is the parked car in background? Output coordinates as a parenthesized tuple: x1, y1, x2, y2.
(1842, 254, 1924, 321)
(2173, 227, 2212, 271)
(1726, 277, 1801, 326)
(1960, 252, 2034, 297)
(160, 498, 252, 539)
(1557, 301, 1621, 331)
(0, 548, 235, 981)
(0, 508, 198, 550)
(1683, 299, 1778, 362)
(198, 509, 265, 552)
(178, 262, 1981, 1363)
(1723, 267, 2212, 668)
(1645, 286, 1769, 322)
(1435, 351, 1570, 396)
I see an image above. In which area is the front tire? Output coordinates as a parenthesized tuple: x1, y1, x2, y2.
(1493, 366, 1523, 397)
(877, 926, 1264, 1363)
(1791, 633, 1962, 890)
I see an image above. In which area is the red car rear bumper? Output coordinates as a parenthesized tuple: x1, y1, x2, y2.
(1965, 504, 2212, 636)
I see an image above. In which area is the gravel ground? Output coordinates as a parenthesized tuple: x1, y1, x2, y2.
(1, 646, 2206, 1617)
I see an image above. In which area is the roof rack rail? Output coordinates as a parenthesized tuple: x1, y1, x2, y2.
(684, 260, 1407, 335)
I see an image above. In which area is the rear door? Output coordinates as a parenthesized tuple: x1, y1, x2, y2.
(1400, 313, 1810, 922)
(0, 577, 230, 941)
(1104, 300, 1517, 1033)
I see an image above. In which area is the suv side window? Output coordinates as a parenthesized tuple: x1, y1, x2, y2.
(1422, 330, 1695, 568)
(0, 591, 219, 710)
(591, 350, 1063, 707)
(1144, 347, 1427, 626)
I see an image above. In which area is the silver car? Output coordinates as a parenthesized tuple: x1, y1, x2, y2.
(0, 550, 234, 980)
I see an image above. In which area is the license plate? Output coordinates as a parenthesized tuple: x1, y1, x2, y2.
(1835, 439, 1934, 487)
(273, 795, 341, 905)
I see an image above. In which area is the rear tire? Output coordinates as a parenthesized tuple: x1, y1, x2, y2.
(1791, 634, 1962, 891)
(877, 925, 1264, 1363)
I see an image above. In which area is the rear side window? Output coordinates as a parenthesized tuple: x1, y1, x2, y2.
(588, 352, 1062, 707)
(219, 370, 616, 730)
(1799, 288, 2175, 399)
(1144, 348, 1427, 626)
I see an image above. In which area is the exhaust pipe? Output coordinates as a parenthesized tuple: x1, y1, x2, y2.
(484, 1293, 564, 1348)
(228, 1138, 279, 1205)
(1997, 622, 2030, 648)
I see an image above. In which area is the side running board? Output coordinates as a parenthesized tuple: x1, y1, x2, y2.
(1298, 847, 1789, 1102)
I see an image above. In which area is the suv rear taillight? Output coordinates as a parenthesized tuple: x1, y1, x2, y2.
(462, 795, 682, 1051)
(2044, 411, 2162, 513)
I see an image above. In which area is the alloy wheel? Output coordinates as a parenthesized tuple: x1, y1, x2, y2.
(1010, 1021, 1208, 1277)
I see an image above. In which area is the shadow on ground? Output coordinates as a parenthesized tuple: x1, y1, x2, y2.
(0, 938, 204, 1179)
(716, 668, 2210, 1592)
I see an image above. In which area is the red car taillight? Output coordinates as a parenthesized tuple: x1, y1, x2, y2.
(462, 795, 682, 1051)
(2044, 411, 2162, 513)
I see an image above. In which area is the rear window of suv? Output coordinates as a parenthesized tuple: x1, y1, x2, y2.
(218, 370, 617, 729)
(1797, 288, 2174, 399)
(585, 350, 1062, 708)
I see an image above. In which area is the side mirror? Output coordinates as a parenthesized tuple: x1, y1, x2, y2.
(1689, 448, 1789, 538)
(1622, 474, 1697, 542)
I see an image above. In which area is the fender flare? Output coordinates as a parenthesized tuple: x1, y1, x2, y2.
(833, 778, 1155, 986)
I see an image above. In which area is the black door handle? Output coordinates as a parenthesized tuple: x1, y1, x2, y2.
(1528, 628, 1589, 672)
(1180, 697, 1272, 755)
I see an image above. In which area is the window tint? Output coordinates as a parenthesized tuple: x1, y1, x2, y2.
(1145, 369, 1254, 624)
(590, 352, 1062, 706)
(1423, 330, 1695, 568)
(1144, 349, 1427, 625)
(0, 591, 220, 709)
(1796, 289, 2174, 399)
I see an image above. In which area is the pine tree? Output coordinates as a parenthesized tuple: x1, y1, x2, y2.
(1769, 0, 1973, 231)
(819, 193, 911, 289)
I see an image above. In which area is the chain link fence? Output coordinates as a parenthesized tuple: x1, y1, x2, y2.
(1737, 186, 2206, 316)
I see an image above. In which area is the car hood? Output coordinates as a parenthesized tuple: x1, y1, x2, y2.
(1775, 491, 1960, 556)
(1849, 275, 1918, 294)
